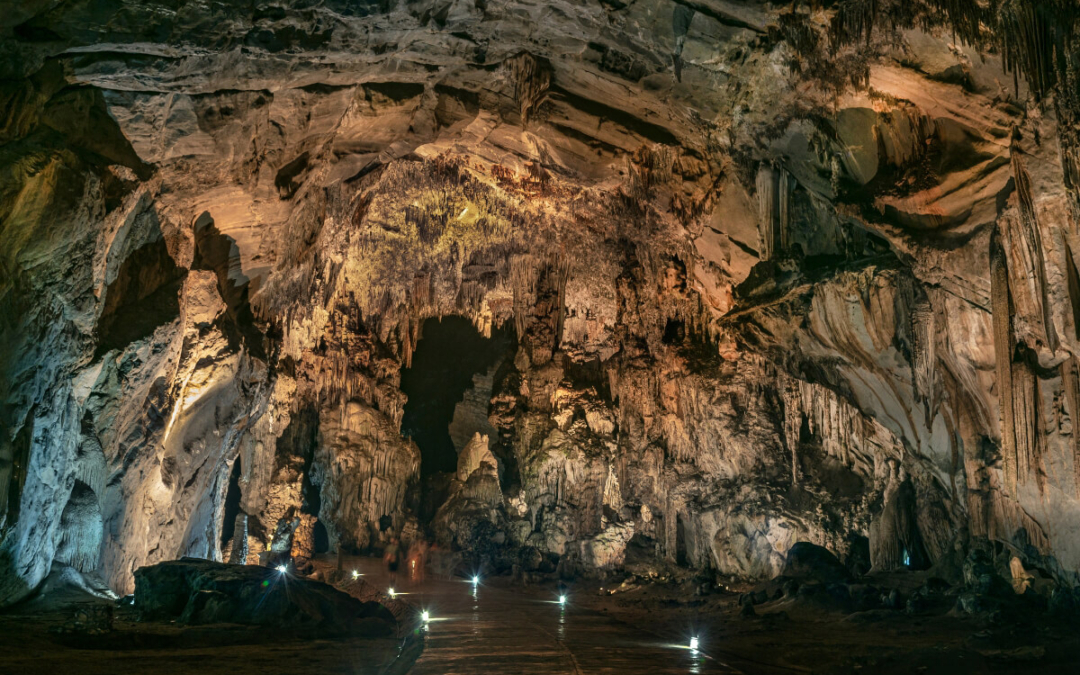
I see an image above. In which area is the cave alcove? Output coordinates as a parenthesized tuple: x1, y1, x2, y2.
(399, 316, 514, 520)
(54, 480, 103, 573)
(220, 457, 243, 551)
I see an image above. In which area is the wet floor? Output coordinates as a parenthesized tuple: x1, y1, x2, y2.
(348, 558, 744, 674)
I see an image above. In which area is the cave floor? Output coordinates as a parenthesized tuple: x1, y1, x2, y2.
(551, 572, 1080, 675)
(3, 558, 1077, 675)
(334, 556, 755, 674)
(336, 556, 1079, 675)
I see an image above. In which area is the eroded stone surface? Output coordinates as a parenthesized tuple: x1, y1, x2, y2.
(2, 0, 1080, 607)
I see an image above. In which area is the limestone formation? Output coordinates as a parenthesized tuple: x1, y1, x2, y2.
(2, 0, 1080, 609)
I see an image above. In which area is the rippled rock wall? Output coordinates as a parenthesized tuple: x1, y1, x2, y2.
(2, 0, 1079, 603)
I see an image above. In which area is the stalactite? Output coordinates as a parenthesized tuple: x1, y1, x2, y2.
(911, 294, 936, 425)
(1009, 146, 1058, 352)
(990, 229, 1018, 497)
(553, 256, 571, 352)
(755, 163, 791, 261)
(778, 168, 793, 253)
(780, 376, 802, 487)
(74, 435, 108, 498)
(970, 488, 1052, 553)
(791, 378, 898, 477)
(1012, 346, 1046, 494)
(828, 0, 879, 53)
(756, 165, 777, 261)
(510, 254, 539, 338)
(508, 53, 551, 127)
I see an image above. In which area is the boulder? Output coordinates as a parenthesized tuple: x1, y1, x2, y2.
(133, 558, 394, 635)
(780, 542, 852, 584)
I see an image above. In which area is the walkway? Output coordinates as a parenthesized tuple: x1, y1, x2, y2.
(349, 557, 745, 674)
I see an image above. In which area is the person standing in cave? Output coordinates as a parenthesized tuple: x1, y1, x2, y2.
(407, 537, 429, 583)
(384, 536, 402, 585)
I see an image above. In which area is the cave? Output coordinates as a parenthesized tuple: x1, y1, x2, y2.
(219, 457, 243, 550)
(3, 1, 1080, 673)
(400, 316, 513, 483)
(95, 236, 184, 356)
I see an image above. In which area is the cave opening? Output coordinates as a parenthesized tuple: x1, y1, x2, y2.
(313, 521, 330, 554)
(300, 452, 330, 554)
(675, 514, 689, 567)
(662, 318, 685, 344)
(400, 316, 514, 488)
(96, 237, 184, 357)
(1, 409, 34, 528)
(220, 457, 243, 549)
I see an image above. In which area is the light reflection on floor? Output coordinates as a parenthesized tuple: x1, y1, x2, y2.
(343, 557, 745, 674)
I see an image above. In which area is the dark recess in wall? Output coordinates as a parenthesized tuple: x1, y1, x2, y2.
(220, 457, 243, 548)
(192, 213, 266, 360)
(1, 409, 35, 529)
(95, 238, 184, 357)
(400, 316, 513, 481)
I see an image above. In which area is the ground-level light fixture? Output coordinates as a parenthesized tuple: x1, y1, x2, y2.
(351, 570, 360, 579)
(689, 636, 699, 651)
(559, 595, 567, 605)
(421, 610, 430, 622)
(472, 575, 480, 584)
(276, 565, 288, 574)
(388, 587, 397, 598)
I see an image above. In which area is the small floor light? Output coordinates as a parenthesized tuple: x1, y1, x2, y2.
(388, 587, 396, 598)
(421, 610, 430, 622)
(690, 636, 699, 651)
(559, 595, 567, 605)
(351, 570, 360, 579)
(472, 575, 480, 584)
(276, 565, 287, 574)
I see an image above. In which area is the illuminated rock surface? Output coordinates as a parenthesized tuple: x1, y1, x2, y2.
(1, 1, 1080, 668)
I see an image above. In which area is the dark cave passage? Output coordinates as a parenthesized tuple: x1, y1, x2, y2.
(96, 237, 184, 357)
(192, 212, 266, 360)
(400, 316, 513, 483)
(220, 457, 243, 549)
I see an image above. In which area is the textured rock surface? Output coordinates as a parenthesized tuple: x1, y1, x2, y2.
(133, 558, 393, 633)
(2, 0, 1080, 605)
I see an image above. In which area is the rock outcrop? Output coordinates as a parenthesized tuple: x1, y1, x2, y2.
(133, 558, 393, 634)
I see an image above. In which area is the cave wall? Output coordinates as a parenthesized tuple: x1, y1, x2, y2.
(2, 0, 1079, 602)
